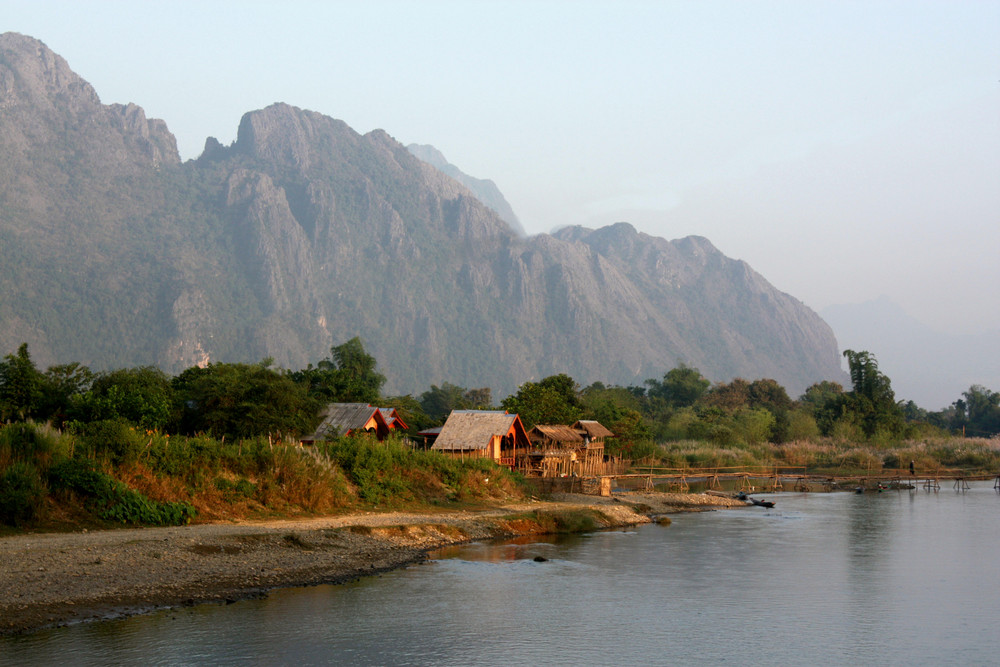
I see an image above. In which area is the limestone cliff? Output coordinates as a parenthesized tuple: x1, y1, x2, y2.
(0, 33, 845, 396)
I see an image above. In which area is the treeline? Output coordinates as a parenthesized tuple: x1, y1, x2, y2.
(2, 339, 999, 530)
(2, 340, 998, 448)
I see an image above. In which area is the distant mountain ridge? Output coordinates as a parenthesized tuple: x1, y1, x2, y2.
(406, 144, 525, 236)
(0, 32, 845, 397)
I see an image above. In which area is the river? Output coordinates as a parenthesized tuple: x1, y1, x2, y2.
(3, 483, 999, 665)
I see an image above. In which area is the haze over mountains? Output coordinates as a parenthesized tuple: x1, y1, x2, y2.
(0, 32, 845, 398)
(821, 297, 999, 410)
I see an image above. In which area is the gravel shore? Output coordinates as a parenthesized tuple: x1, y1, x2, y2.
(0, 492, 743, 635)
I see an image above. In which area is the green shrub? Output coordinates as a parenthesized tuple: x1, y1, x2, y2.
(100, 489, 195, 526)
(627, 440, 663, 462)
(511, 509, 603, 534)
(72, 419, 143, 465)
(316, 434, 521, 506)
(0, 422, 69, 470)
(214, 476, 257, 499)
(322, 436, 412, 504)
(48, 458, 195, 526)
(0, 462, 46, 526)
(786, 411, 821, 441)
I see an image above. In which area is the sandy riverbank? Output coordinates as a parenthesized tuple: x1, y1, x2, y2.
(0, 491, 745, 636)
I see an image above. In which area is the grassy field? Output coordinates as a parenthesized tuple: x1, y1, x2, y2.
(641, 436, 1000, 477)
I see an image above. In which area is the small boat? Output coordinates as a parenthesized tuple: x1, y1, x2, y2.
(750, 497, 775, 508)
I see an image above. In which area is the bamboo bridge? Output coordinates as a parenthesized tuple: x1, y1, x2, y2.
(604, 465, 998, 494)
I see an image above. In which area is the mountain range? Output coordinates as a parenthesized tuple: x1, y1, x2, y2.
(0, 32, 845, 398)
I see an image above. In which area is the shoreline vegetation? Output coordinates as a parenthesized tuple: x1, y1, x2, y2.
(2, 341, 999, 636)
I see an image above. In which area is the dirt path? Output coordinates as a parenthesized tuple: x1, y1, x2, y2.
(0, 492, 743, 636)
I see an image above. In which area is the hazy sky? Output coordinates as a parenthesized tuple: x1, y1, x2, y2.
(5, 1, 999, 338)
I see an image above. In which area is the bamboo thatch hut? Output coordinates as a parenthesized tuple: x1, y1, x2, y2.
(431, 411, 529, 466)
(525, 424, 584, 477)
(528, 424, 585, 450)
(571, 420, 615, 476)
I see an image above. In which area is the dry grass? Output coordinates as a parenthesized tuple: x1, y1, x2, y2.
(648, 436, 1000, 476)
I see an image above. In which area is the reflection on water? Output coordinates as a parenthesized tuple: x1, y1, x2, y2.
(4, 485, 1000, 666)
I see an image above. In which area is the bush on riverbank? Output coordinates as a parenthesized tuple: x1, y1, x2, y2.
(316, 434, 525, 506)
(0, 422, 528, 530)
(502, 508, 608, 535)
(48, 458, 196, 525)
(0, 461, 46, 526)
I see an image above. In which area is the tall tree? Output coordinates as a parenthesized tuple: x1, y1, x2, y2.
(501, 373, 582, 429)
(799, 381, 846, 436)
(331, 337, 385, 402)
(173, 361, 320, 438)
(294, 337, 386, 404)
(960, 385, 1000, 437)
(37, 362, 95, 427)
(77, 366, 174, 430)
(842, 350, 903, 438)
(646, 364, 710, 407)
(701, 378, 751, 411)
(419, 383, 492, 423)
(0, 344, 43, 421)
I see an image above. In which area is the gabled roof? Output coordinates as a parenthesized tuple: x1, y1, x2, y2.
(572, 420, 614, 439)
(379, 407, 409, 431)
(529, 424, 585, 443)
(432, 411, 526, 451)
(307, 403, 388, 440)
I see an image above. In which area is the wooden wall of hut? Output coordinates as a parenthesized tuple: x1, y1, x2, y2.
(517, 452, 626, 478)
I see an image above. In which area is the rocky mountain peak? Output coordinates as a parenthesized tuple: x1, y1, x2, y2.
(0, 32, 101, 113)
(0, 32, 179, 168)
(235, 102, 356, 170)
(108, 102, 179, 167)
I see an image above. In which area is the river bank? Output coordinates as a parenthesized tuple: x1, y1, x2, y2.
(0, 491, 744, 635)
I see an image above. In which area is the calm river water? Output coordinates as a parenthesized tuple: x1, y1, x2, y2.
(4, 483, 999, 666)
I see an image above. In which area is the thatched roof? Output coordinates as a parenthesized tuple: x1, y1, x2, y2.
(529, 425, 585, 444)
(572, 420, 614, 439)
(432, 411, 524, 451)
(307, 403, 387, 440)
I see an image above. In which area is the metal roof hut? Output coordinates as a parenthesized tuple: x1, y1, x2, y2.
(378, 407, 409, 431)
(302, 403, 391, 443)
(526, 425, 585, 477)
(571, 420, 615, 476)
(431, 411, 529, 467)
(415, 426, 442, 450)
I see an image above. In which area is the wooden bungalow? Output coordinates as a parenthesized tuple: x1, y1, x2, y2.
(431, 410, 530, 467)
(378, 407, 409, 431)
(301, 403, 391, 443)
